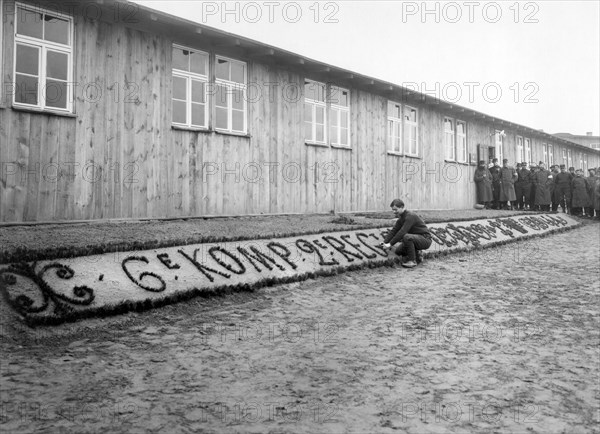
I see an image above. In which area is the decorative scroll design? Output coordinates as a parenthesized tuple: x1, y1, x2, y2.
(0, 262, 94, 317)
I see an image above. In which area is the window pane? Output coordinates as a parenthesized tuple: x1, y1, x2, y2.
(16, 44, 39, 75)
(191, 103, 205, 127)
(172, 48, 188, 71)
(406, 107, 416, 122)
(216, 58, 229, 80)
(46, 51, 68, 80)
(44, 15, 69, 45)
(331, 109, 338, 127)
(232, 110, 244, 131)
(305, 121, 313, 140)
(330, 124, 338, 144)
(190, 51, 207, 75)
(230, 62, 245, 84)
(173, 76, 186, 100)
(232, 88, 244, 110)
(216, 107, 228, 129)
(305, 81, 316, 101)
(45, 79, 67, 108)
(191, 80, 205, 103)
(316, 125, 324, 142)
(215, 84, 228, 108)
(17, 8, 43, 39)
(341, 111, 348, 129)
(172, 100, 186, 124)
(316, 106, 324, 124)
(15, 74, 38, 104)
(341, 128, 348, 145)
(340, 90, 349, 107)
(304, 103, 313, 123)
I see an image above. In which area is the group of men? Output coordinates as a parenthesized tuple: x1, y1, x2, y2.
(474, 158, 600, 218)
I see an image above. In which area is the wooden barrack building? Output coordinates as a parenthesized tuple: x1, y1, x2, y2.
(1, 0, 598, 222)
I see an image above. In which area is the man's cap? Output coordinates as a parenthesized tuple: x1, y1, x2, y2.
(560, 164, 566, 168)
(478, 160, 486, 165)
(503, 158, 509, 163)
(569, 167, 575, 170)
(588, 168, 596, 172)
(492, 158, 498, 162)
(521, 162, 528, 166)
(516, 163, 522, 167)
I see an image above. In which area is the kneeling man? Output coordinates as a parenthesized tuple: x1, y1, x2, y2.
(382, 199, 432, 268)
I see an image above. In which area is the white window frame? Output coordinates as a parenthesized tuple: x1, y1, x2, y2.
(579, 152, 584, 170)
(495, 131, 504, 163)
(387, 100, 402, 153)
(445, 117, 456, 161)
(456, 120, 467, 163)
(567, 149, 572, 168)
(562, 148, 567, 164)
(214, 55, 247, 134)
(524, 138, 531, 164)
(304, 79, 327, 145)
(13, 2, 74, 113)
(172, 44, 209, 129)
(516, 136, 524, 163)
(583, 153, 588, 173)
(542, 143, 548, 166)
(329, 85, 350, 147)
(548, 144, 554, 167)
(404, 106, 418, 157)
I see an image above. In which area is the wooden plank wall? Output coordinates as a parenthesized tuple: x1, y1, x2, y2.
(1, 0, 599, 222)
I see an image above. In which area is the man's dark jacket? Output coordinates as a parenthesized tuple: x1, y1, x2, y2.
(384, 211, 430, 245)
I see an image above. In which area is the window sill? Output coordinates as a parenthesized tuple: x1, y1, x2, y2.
(404, 154, 421, 160)
(444, 159, 470, 165)
(387, 151, 403, 157)
(172, 124, 210, 133)
(331, 144, 352, 151)
(12, 105, 77, 118)
(305, 141, 329, 148)
(215, 129, 251, 138)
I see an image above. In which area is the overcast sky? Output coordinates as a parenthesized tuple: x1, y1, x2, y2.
(133, 0, 599, 136)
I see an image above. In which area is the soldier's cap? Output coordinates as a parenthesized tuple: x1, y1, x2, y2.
(569, 167, 575, 171)
(492, 158, 498, 162)
(503, 158, 508, 162)
(521, 162, 528, 166)
(560, 164, 566, 168)
(478, 160, 486, 165)
(538, 161, 544, 165)
(588, 168, 596, 172)
(516, 163, 522, 167)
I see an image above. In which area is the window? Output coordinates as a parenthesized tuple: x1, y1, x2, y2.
(524, 138, 531, 164)
(548, 144, 554, 166)
(387, 101, 402, 153)
(583, 154, 588, 173)
(567, 149, 572, 168)
(445, 118, 455, 161)
(516, 136, 524, 162)
(304, 80, 326, 144)
(495, 131, 504, 162)
(562, 148, 567, 164)
(215, 56, 247, 133)
(542, 143, 548, 166)
(329, 86, 350, 147)
(456, 121, 467, 163)
(404, 106, 418, 156)
(13, 3, 73, 112)
(579, 152, 583, 170)
(172, 45, 208, 129)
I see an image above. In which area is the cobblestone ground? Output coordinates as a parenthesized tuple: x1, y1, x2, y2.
(1, 223, 599, 433)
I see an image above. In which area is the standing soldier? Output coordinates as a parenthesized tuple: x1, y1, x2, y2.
(489, 158, 501, 209)
(529, 163, 538, 208)
(554, 165, 573, 214)
(585, 168, 596, 218)
(474, 160, 493, 209)
(571, 169, 590, 217)
(549, 165, 560, 212)
(593, 169, 600, 220)
(499, 159, 518, 210)
(515, 163, 526, 210)
(532, 162, 553, 211)
(568, 166, 576, 214)
(520, 162, 532, 210)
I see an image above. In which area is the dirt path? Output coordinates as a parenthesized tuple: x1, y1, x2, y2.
(1, 223, 599, 433)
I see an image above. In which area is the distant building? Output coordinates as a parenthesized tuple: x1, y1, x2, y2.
(554, 132, 600, 150)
